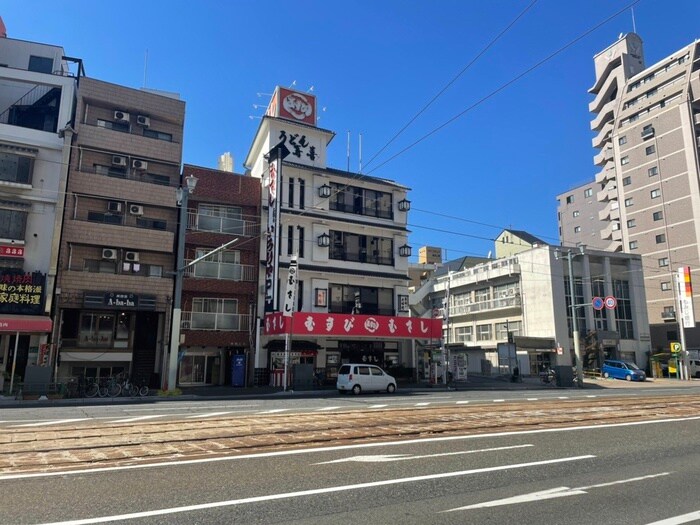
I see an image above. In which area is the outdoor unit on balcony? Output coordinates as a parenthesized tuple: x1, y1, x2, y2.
(112, 155, 127, 166)
(129, 204, 144, 216)
(102, 248, 117, 260)
(107, 201, 122, 213)
(132, 159, 148, 170)
(114, 111, 130, 122)
(136, 115, 150, 127)
(125, 251, 139, 262)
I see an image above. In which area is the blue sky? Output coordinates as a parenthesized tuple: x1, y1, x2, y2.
(3, 0, 700, 261)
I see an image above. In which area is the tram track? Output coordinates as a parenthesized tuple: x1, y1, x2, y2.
(2, 394, 700, 475)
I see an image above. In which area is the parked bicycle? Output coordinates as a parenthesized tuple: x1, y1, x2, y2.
(98, 376, 121, 398)
(539, 368, 557, 385)
(118, 373, 149, 397)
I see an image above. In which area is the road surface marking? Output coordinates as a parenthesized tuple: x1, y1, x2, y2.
(368, 404, 387, 409)
(315, 444, 534, 464)
(456, 401, 470, 404)
(415, 403, 430, 406)
(4, 416, 699, 481)
(645, 510, 700, 525)
(11, 418, 90, 427)
(558, 396, 569, 399)
(443, 472, 671, 511)
(586, 395, 597, 398)
(126, 404, 258, 412)
(186, 412, 232, 419)
(493, 399, 505, 403)
(315, 406, 341, 411)
(258, 409, 290, 414)
(36, 456, 595, 525)
(111, 415, 167, 423)
(526, 398, 538, 401)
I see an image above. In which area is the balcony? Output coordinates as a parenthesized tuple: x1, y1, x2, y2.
(183, 259, 256, 281)
(590, 99, 616, 131)
(597, 181, 617, 202)
(593, 146, 613, 167)
(434, 258, 520, 292)
(187, 210, 259, 237)
(449, 295, 522, 317)
(604, 239, 623, 252)
(599, 201, 620, 221)
(595, 167, 616, 185)
(329, 201, 393, 221)
(592, 121, 613, 149)
(601, 221, 622, 241)
(181, 311, 251, 331)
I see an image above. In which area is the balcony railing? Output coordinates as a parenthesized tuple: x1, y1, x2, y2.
(187, 211, 259, 237)
(448, 296, 522, 316)
(183, 259, 256, 281)
(181, 311, 251, 331)
(329, 202, 393, 220)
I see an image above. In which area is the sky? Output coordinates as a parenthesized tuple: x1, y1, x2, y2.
(3, 0, 700, 262)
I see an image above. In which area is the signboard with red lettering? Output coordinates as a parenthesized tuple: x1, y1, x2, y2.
(264, 312, 442, 339)
(0, 245, 24, 258)
(266, 87, 316, 126)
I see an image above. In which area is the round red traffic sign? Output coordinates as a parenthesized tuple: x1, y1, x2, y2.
(592, 297, 604, 310)
(604, 296, 617, 309)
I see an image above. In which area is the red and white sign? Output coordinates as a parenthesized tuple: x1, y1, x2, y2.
(0, 245, 24, 258)
(266, 87, 316, 126)
(604, 296, 617, 309)
(264, 312, 442, 339)
(677, 266, 695, 329)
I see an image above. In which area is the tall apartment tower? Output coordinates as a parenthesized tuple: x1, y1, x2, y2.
(54, 78, 185, 389)
(587, 33, 700, 350)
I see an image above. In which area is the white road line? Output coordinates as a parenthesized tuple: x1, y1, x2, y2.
(186, 412, 232, 419)
(258, 409, 290, 414)
(111, 415, 167, 424)
(11, 418, 90, 427)
(415, 402, 430, 406)
(315, 407, 341, 411)
(5, 415, 698, 482)
(126, 404, 258, 412)
(315, 444, 534, 464)
(368, 404, 387, 409)
(456, 401, 470, 404)
(586, 395, 597, 398)
(493, 399, 505, 403)
(36, 455, 596, 525)
(526, 398, 539, 401)
(645, 510, 700, 525)
(558, 396, 569, 400)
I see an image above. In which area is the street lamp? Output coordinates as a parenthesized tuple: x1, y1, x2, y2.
(555, 245, 585, 388)
(167, 174, 198, 390)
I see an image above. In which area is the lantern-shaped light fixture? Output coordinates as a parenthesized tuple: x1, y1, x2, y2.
(317, 232, 331, 247)
(398, 244, 412, 257)
(398, 198, 411, 212)
(319, 184, 331, 198)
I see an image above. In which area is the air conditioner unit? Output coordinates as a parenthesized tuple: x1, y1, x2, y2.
(136, 115, 150, 127)
(132, 159, 148, 170)
(125, 251, 140, 262)
(102, 248, 117, 260)
(114, 110, 130, 122)
(129, 204, 144, 216)
(107, 201, 122, 213)
(112, 155, 127, 166)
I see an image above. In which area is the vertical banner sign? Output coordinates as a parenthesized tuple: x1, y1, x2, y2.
(264, 155, 281, 313)
(678, 266, 696, 329)
(283, 257, 298, 317)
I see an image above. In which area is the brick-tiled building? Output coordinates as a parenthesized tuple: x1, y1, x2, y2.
(176, 164, 260, 386)
(54, 78, 185, 389)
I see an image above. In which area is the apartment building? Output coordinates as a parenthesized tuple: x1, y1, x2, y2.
(245, 87, 439, 387)
(0, 32, 78, 392)
(53, 78, 185, 389)
(176, 164, 260, 386)
(411, 244, 650, 379)
(571, 33, 700, 351)
(556, 182, 609, 250)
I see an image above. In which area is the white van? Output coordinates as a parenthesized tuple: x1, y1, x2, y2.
(336, 364, 397, 395)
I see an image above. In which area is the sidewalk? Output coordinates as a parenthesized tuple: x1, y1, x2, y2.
(0, 375, 696, 407)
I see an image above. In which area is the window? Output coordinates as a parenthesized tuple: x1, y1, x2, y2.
(191, 298, 240, 330)
(288, 177, 295, 208)
(191, 248, 241, 280)
(79, 313, 114, 347)
(625, 198, 633, 207)
(28, 55, 53, 73)
(329, 285, 394, 316)
(0, 152, 33, 184)
(648, 166, 658, 177)
(287, 225, 294, 256)
(454, 326, 473, 343)
(298, 226, 305, 258)
(299, 179, 305, 210)
(627, 219, 636, 228)
(476, 324, 492, 341)
(197, 204, 243, 234)
(621, 156, 630, 165)
(574, 226, 581, 233)
(573, 210, 580, 218)
(651, 189, 661, 199)
(613, 280, 635, 340)
(653, 211, 663, 221)
(618, 136, 627, 145)
(143, 129, 173, 142)
(629, 240, 638, 250)
(329, 183, 392, 219)
(88, 211, 122, 225)
(94, 164, 127, 179)
(566, 195, 574, 204)
(645, 145, 656, 155)
(136, 217, 167, 230)
(622, 176, 631, 186)
(655, 233, 666, 244)
(584, 188, 593, 198)
(97, 119, 129, 133)
(661, 281, 671, 291)
(659, 257, 669, 267)
(329, 230, 393, 265)
(496, 321, 521, 340)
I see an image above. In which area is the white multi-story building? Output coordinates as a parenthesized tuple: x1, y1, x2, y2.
(0, 31, 79, 391)
(245, 87, 438, 386)
(411, 244, 650, 378)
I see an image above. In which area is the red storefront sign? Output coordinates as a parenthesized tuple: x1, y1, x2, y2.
(264, 311, 442, 339)
(0, 315, 52, 332)
(0, 245, 24, 258)
(266, 87, 316, 126)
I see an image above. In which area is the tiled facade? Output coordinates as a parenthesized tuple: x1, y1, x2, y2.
(54, 78, 185, 389)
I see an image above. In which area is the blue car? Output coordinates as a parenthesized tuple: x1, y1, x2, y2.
(601, 359, 646, 381)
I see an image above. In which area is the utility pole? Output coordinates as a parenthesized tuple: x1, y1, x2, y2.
(556, 246, 586, 388)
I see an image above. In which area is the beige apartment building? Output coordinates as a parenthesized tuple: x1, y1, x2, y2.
(54, 78, 185, 389)
(559, 33, 700, 352)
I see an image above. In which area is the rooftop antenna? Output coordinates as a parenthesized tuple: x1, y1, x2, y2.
(346, 131, 351, 172)
(290, 80, 297, 88)
(143, 49, 148, 88)
(631, 7, 637, 33)
(307, 85, 314, 92)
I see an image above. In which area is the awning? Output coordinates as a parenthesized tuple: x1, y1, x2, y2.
(0, 314, 52, 333)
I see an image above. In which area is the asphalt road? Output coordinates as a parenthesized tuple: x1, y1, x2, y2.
(2, 413, 699, 524)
